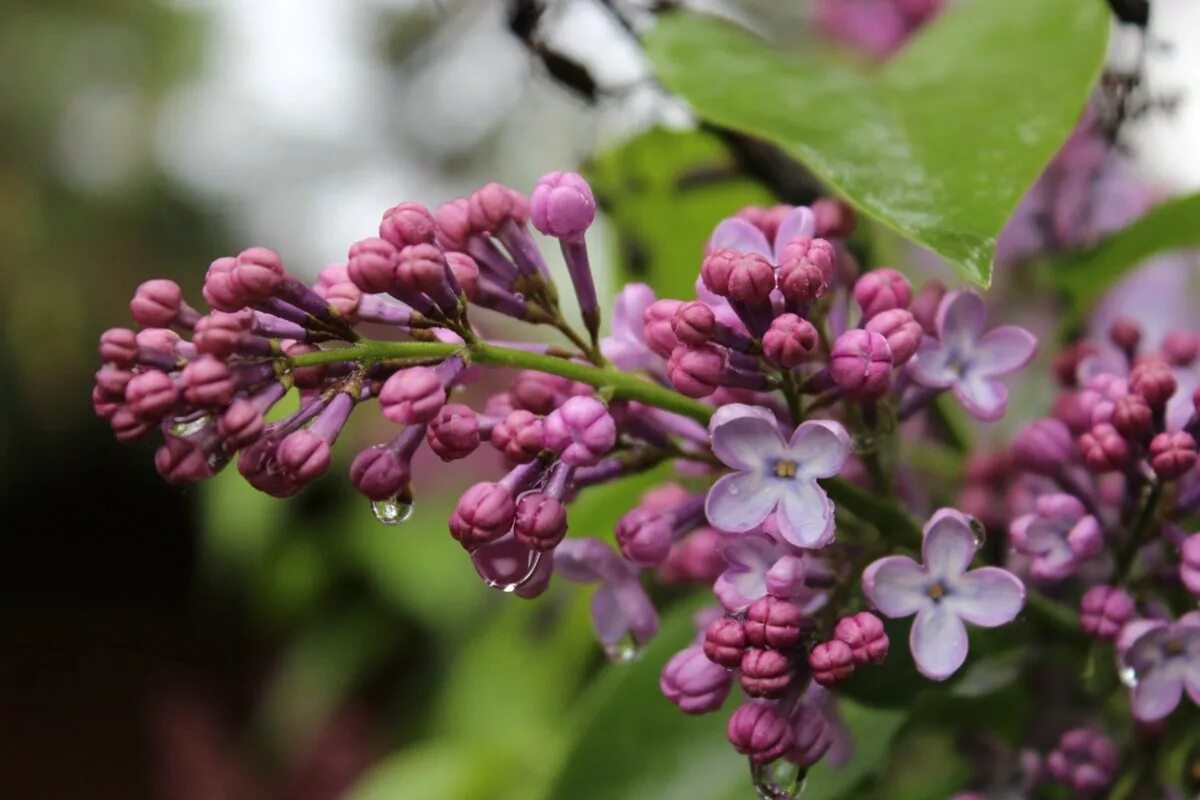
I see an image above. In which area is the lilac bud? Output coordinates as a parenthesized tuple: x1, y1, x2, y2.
(449, 482, 516, 547)
(762, 314, 818, 368)
(379, 201, 435, 249)
(703, 616, 747, 668)
(1079, 585, 1135, 639)
(725, 253, 775, 305)
(1109, 317, 1142, 355)
(787, 705, 833, 767)
(202, 256, 245, 312)
(853, 268, 911, 320)
(194, 311, 253, 359)
(777, 258, 827, 309)
(765, 555, 808, 599)
(667, 343, 726, 398)
(1149, 431, 1197, 480)
(829, 329, 893, 398)
(511, 371, 570, 414)
(778, 237, 835, 283)
(110, 406, 152, 441)
(444, 252, 479, 300)
(125, 370, 179, 421)
(530, 171, 596, 240)
(379, 366, 446, 425)
(349, 446, 410, 501)
(644, 299, 684, 358)
(396, 243, 459, 311)
(740, 648, 792, 698)
(543, 396, 616, 467)
(219, 398, 265, 450)
(658, 527, 725, 584)
(285, 342, 325, 391)
(433, 197, 474, 252)
(1046, 728, 1118, 793)
(701, 249, 739, 297)
(426, 403, 481, 461)
(727, 703, 793, 764)
(1129, 361, 1177, 410)
(238, 438, 299, 498)
(1011, 417, 1073, 474)
(491, 410, 546, 463)
(910, 280, 946, 335)
(1180, 533, 1200, 597)
(276, 429, 332, 483)
(95, 364, 133, 399)
(744, 596, 805, 650)
(1112, 394, 1153, 443)
(92, 385, 121, 420)
(660, 645, 733, 715)
(1079, 423, 1130, 472)
(130, 280, 185, 328)
(615, 507, 673, 566)
(347, 237, 400, 294)
(809, 640, 855, 686)
(181, 356, 235, 408)
(864, 308, 922, 365)
(99, 328, 139, 368)
(514, 492, 568, 551)
(833, 612, 889, 665)
(1162, 329, 1200, 367)
(811, 197, 856, 238)
(231, 246, 284, 302)
(322, 280, 362, 320)
(672, 301, 716, 346)
(467, 182, 522, 234)
(154, 437, 214, 485)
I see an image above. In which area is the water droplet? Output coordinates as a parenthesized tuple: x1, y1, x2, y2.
(751, 761, 806, 799)
(371, 494, 414, 525)
(969, 518, 987, 550)
(1118, 663, 1140, 688)
(729, 486, 741, 496)
(171, 414, 212, 437)
(482, 550, 543, 593)
(603, 634, 642, 664)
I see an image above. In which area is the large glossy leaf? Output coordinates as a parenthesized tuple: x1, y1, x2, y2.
(645, 0, 1110, 286)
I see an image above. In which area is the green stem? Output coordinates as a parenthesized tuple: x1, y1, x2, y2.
(1116, 481, 1163, 583)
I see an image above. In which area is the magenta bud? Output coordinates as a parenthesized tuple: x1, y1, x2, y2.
(445, 252, 479, 299)
(433, 197, 473, 251)
(277, 429, 332, 483)
(700, 249, 740, 297)
(347, 237, 400, 294)
(1108, 317, 1142, 354)
(744, 596, 805, 650)
(786, 707, 833, 767)
(809, 640, 855, 686)
(194, 311, 252, 358)
(727, 703, 793, 764)
(1129, 361, 1177, 410)
(864, 308, 922, 366)
(396, 243, 458, 305)
(1112, 395, 1153, 443)
(615, 507, 673, 566)
(1180, 533, 1200, 597)
(426, 403, 481, 461)
(644, 299, 684, 358)
(136, 327, 181, 355)
(237, 438, 299, 498)
(510, 371, 569, 415)
(219, 398, 265, 450)
(125, 370, 179, 420)
(811, 197, 856, 238)
(379, 366, 446, 425)
(491, 410, 546, 463)
(349, 446, 409, 501)
(667, 343, 727, 398)
(725, 253, 775, 304)
(1011, 417, 1073, 474)
(449, 482, 516, 547)
(95, 364, 134, 399)
(1046, 728, 1118, 793)
(1162, 330, 1200, 367)
(740, 648, 792, 698)
(530, 171, 596, 240)
(1079, 585, 1135, 639)
(853, 268, 911, 320)
(703, 616, 747, 668)
(762, 313, 818, 368)
(660, 645, 733, 715)
(322, 281, 362, 319)
(1079, 423, 1130, 472)
(672, 301, 716, 346)
(130, 280, 184, 327)
(911, 280, 946, 335)
(658, 527, 725, 584)
(543, 396, 616, 467)
(99, 328, 139, 368)
(1149, 431, 1197, 480)
(379, 201, 435, 249)
(202, 256, 245, 312)
(154, 437, 214, 485)
(468, 182, 521, 234)
(92, 385, 120, 420)
(284, 341, 325, 390)
(829, 329, 893, 398)
(833, 611, 888, 665)
(110, 406, 152, 441)
(181, 356, 235, 408)
(778, 237, 835, 284)
(232, 246, 284, 301)
(513, 492, 568, 551)
(777, 258, 826, 308)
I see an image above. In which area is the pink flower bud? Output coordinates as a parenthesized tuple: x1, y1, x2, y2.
(1149, 431, 1197, 480)
(853, 268, 911, 320)
(701, 249, 740, 297)
(1108, 317, 1141, 354)
(433, 197, 473, 251)
(426, 403, 481, 461)
(644, 299, 683, 358)
(232, 247, 284, 302)
(672, 301, 716, 346)
(136, 328, 180, 355)
(347, 237, 400, 294)
(194, 311, 252, 358)
(833, 611, 889, 665)
(829, 329, 893, 398)
(727, 703, 792, 764)
(740, 648, 792, 698)
(154, 437, 214, 484)
(1079, 423, 1130, 472)
(449, 482, 516, 547)
(745, 596, 805, 650)
(277, 429, 332, 483)
(99, 328, 139, 368)
(511, 371, 570, 415)
(322, 280, 362, 320)
(349, 446, 410, 501)
(911, 280, 946, 335)
(219, 398, 265, 450)
(379, 366, 446, 425)
(1012, 417, 1073, 474)
(787, 706, 833, 767)
(1129, 361, 1177, 410)
(284, 341, 325, 390)
(735, 204, 792, 240)
(725, 253, 775, 304)
(110, 406, 152, 441)
(667, 343, 726, 398)
(809, 640, 855, 686)
(703, 616, 747, 668)
(530, 171, 596, 240)
(777, 258, 827, 308)
(1079, 585, 1135, 639)
(543, 396, 616, 467)
(202, 256, 245, 312)
(468, 182, 521, 234)
(92, 385, 121, 420)
(396, 243, 458, 307)
(444, 252, 479, 299)
(811, 197, 856, 238)
(615, 507, 673, 566)
(762, 313, 818, 368)
(130, 280, 184, 328)
(864, 308, 922, 365)
(658, 527, 725, 584)
(1112, 394, 1153, 443)
(778, 237, 835, 283)
(237, 438, 299, 498)
(660, 645, 733, 715)
(125, 370, 179, 420)
(1162, 330, 1200, 367)
(182, 356, 235, 408)
(1180, 533, 1200, 597)
(1047, 728, 1118, 793)
(514, 491, 568, 551)
(95, 364, 134, 399)
(491, 410, 546, 463)
(379, 201, 435, 249)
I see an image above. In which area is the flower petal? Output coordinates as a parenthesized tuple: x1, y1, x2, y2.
(709, 412, 786, 471)
(922, 508, 979, 580)
(1132, 668, 1184, 722)
(789, 420, 852, 479)
(709, 402, 781, 438)
(936, 290, 987, 348)
(709, 218, 772, 259)
(949, 566, 1025, 627)
(611, 283, 655, 344)
(971, 325, 1037, 377)
(1116, 619, 1167, 654)
(906, 337, 958, 389)
(953, 376, 1008, 421)
(776, 480, 836, 549)
(910, 605, 969, 680)
(705, 471, 779, 533)
(590, 583, 628, 644)
(862, 555, 928, 618)
(771, 206, 816, 264)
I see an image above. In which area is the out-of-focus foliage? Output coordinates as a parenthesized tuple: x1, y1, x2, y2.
(646, 0, 1110, 287)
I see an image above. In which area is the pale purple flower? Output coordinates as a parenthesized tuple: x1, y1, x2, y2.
(601, 283, 658, 371)
(1009, 493, 1102, 582)
(908, 291, 1037, 421)
(1116, 612, 1200, 722)
(713, 530, 818, 612)
(708, 206, 815, 265)
(554, 537, 659, 649)
(705, 403, 850, 547)
(862, 509, 1026, 680)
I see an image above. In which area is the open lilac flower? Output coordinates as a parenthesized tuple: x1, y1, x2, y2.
(601, 283, 658, 371)
(705, 404, 850, 548)
(862, 509, 1026, 680)
(908, 291, 1037, 421)
(1009, 493, 1103, 582)
(1116, 612, 1200, 722)
(709, 206, 815, 265)
(713, 530, 813, 611)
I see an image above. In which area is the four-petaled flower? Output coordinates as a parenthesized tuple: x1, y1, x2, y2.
(862, 509, 1026, 680)
(1009, 493, 1103, 581)
(713, 528, 817, 612)
(1117, 612, 1200, 722)
(709, 206, 815, 265)
(908, 290, 1037, 421)
(705, 404, 850, 548)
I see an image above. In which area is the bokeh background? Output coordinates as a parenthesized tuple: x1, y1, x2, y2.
(2, 1, 1199, 798)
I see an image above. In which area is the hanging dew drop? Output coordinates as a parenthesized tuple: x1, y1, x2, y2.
(751, 761, 806, 799)
(969, 517, 987, 550)
(1118, 663, 1140, 688)
(171, 414, 212, 437)
(483, 550, 542, 593)
(371, 495, 414, 526)
(603, 634, 642, 664)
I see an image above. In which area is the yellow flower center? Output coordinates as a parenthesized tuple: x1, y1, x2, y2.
(927, 582, 947, 601)
(773, 459, 798, 479)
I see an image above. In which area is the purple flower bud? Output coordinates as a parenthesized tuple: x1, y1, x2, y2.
(644, 299, 684, 358)
(182, 356, 235, 408)
(193, 311, 252, 358)
(396, 243, 459, 311)
(786, 703, 833, 767)
(449, 482, 516, 548)
(658, 527, 725, 584)
(130, 280, 188, 328)
(379, 201, 435, 249)
(740, 648, 793, 698)
(514, 491, 568, 551)
(672, 301, 716, 346)
(762, 314, 818, 368)
(219, 398, 265, 450)
(811, 197, 856, 238)
(238, 437, 300, 498)
(725, 253, 775, 305)
(99, 328, 139, 368)
(829, 329, 893, 398)
(379, 366, 446, 425)
(910, 280, 946, 335)
(700, 249, 739, 297)
(491, 410, 546, 463)
(667, 343, 726, 398)
(809, 640, 855, 686)
(433, 197, 473, 251)
(1180, 533, 1200, 597)
(92, 386, 121, 420)
(1079, 423, 1130, 472)
(1112, 394, 1153, 442)
(615, 507, 673, 566)
(1046, 728, 1118, 793)
(777, 258, 827, 309)
(1079, 585, 1135, 639)
(833, 611, 889, 665)
(1162, 329, 1200, 367)
(1012, 417, 1073, 474)
(853, 268, 912, 320)
(864, 308, 922, 366)
(347, 237, 400, 294)
(95, 364, 133, 399)
(544, 396, 616, 467)
(110, 406, 152, 441)
(277, 429, 332, 483)
(660, 645, 733, 715)
(1129, 361, 1177, 410)
(744, 596, 805, 650)
(202, 256, 245, 312)
(530, 171, 596, 240)
(778, 237, 835, 283)
(426, 403, 481, 461)
(511, 371, 570, 414)
(444, 252, 479, 300)
(125, 370, 179, 421)
(703, 616, 747, 668)
(1149, 431, 1197, 480)
(467, 182, 523, 234)
(1109, 317, 1142, 355)
(349, 445, 411, 501)
(231, 246, 284, 302)
(154, 436, 215, 485)
(727, 702, 793, 764)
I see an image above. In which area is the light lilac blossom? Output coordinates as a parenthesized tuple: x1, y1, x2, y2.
(713, 531, 813, 612)
(1117, 612, 1200, 722)
(1009, 493, 1103, 581)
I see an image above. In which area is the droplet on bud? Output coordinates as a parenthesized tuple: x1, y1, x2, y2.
(751, 760, 806, 799)
(371, 493, 414, 526)
(603, 633, 643, 664)
(171, 413, 212, 437)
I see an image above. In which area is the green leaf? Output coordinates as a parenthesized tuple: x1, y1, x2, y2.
(645, 0, 1110, 286)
